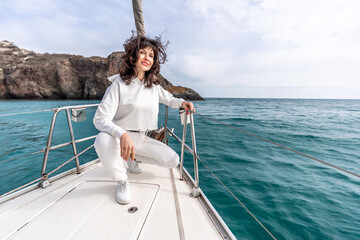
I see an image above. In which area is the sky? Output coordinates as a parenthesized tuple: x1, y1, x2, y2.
(1, 0, 360, 99)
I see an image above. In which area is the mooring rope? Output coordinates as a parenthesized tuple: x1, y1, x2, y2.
(196, 154, 277, 240)
(0, 109, 53, 117)
(195, 112, 360, 179)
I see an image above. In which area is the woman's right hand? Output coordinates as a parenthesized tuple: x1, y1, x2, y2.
(120, 132, 135, 161)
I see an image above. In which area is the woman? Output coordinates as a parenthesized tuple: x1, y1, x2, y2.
(93, 35, 195, 204)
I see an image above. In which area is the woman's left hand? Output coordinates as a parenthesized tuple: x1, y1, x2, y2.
(182, 101, 195, 113)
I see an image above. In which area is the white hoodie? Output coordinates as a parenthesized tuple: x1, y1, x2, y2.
(93, 74, 185, 138)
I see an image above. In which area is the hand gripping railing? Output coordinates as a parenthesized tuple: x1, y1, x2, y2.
(40, 103, 99, 188)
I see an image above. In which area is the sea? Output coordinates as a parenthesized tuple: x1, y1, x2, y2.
(0, 98, 359, 240)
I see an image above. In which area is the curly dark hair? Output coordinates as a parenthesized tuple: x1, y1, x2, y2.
(119, 34, 168, 87)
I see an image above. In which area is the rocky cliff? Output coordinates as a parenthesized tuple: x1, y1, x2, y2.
(0, 40, 204, 100)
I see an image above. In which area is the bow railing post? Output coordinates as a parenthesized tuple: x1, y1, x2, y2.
(164, 105, 169, 145)
(40, 104, 99, 188)
(66, 109, 81, 174)
(189, 110, 200, 197)
(179, 108, 188, 181)
(40, 108, 59, 188)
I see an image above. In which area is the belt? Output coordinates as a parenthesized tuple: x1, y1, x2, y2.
(127, 130, 154, 137)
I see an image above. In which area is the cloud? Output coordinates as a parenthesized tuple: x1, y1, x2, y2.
(0, 0, 133, 56)
(1, 0, 360, 97)
(159, 0, 359, 97)
(187, 0, 360, 47)
(6, 0, 57, 14)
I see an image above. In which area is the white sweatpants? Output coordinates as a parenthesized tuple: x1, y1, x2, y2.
(94, 131, 179, 182)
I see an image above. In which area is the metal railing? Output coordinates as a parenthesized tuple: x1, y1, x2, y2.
(164, 107, 200, 198)
(1, 103, 198, 193)
(2, 103, 200, 199)
(0, 103, 100, 199)
(39, 104, 99, 187)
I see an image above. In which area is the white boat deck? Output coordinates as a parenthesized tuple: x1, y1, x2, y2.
(0, 161, 227, 240)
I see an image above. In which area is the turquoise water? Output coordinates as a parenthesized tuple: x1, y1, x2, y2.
(0, 99, 359, 239)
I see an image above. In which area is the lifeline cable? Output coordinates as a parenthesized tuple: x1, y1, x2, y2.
(195, 112, 360, 179)
(196, 154, 277, 240)
(48, 144, 94, 176)
(0, 109, 53, 117)
(0, 150, 44, 165)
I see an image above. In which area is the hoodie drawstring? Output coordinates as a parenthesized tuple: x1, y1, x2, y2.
(135, 129, 149, 145)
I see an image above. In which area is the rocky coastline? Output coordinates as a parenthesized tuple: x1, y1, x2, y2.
(0, 40, 204, 100)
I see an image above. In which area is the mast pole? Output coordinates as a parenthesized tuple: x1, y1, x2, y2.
(132, 0, 146, 36)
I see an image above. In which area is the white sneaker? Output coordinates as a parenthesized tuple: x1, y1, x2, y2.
(116, 180, 131, 205)
(127, 159, 142, 174)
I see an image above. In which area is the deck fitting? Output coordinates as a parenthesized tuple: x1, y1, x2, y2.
(127, 206, 138, 213)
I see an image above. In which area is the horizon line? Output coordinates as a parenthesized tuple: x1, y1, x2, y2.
(201, 97, 360, 100)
